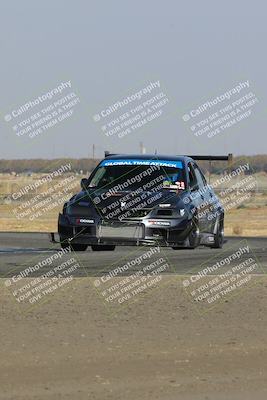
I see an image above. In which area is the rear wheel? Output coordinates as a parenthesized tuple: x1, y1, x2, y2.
(91, 245, 116, 251)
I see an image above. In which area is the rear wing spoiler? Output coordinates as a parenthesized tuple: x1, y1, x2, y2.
(187, 154, 233, 183)
(187, 154, 232, 162)
(105, 151, 116, 158)
(105, 151, 233, 164)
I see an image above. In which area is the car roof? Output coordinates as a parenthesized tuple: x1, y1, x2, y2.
(104, 154, 192, 163)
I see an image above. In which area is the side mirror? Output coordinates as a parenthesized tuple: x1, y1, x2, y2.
(80, 178, 88, 190)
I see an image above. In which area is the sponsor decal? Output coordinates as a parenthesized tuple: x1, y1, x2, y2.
(77, 218, 94, 224)
(100, 159, 183, 169)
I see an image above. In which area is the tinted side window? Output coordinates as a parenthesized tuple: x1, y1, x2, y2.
(188, 163, 198, 190)
(193, 165, 206, 189)
(199, 168, 207, 186)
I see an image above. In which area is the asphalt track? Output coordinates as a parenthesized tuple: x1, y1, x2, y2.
(0, 232, 266, 277)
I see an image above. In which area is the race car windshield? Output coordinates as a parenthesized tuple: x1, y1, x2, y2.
(88, 159, 186, 191)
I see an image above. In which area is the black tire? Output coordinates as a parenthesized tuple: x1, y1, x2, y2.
(60, 240, 87, 251)
(60, 241, 70, 249)
(211, 215, 224, 249)
(188, 218, 200, 249)
(91, 245, 116, 251)
(70, 244, 88, 251)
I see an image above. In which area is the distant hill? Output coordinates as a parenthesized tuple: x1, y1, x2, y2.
(198, 154, 267, 174)
(0, 158, 99, 174)
(0, 155, 267, 174)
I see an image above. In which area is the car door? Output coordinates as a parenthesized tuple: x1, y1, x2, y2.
(187, 162, 207, 232)
(193, 163, 214, 233)
(200, 168, 223, 233)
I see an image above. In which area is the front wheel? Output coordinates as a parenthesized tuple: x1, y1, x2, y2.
(188, 218, 200, 249)
(91, 245, 116, 251)
(60, 240, 70, 249)
(60, 240, 87, 251)
(70, 244, 88, 251)
(211, 216, 224, 249)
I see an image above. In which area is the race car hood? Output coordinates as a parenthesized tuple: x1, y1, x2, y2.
(67, 187, 188, 219)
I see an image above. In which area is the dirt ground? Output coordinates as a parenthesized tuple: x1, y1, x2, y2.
(1, 276, 267, 400)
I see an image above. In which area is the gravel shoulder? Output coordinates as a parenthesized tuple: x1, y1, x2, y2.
(1, 276, 267, 400)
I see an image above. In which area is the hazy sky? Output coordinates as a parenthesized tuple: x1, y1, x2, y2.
(0, 0, 266, 159)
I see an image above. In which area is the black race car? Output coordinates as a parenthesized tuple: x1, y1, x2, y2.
(55, 153, 229, 251)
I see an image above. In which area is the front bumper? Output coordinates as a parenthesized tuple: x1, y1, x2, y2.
(58, 213, 194, 247)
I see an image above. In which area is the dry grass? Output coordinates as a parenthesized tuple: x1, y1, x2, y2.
(224, 206, 267, 236)
(0, 173, 266, 236)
